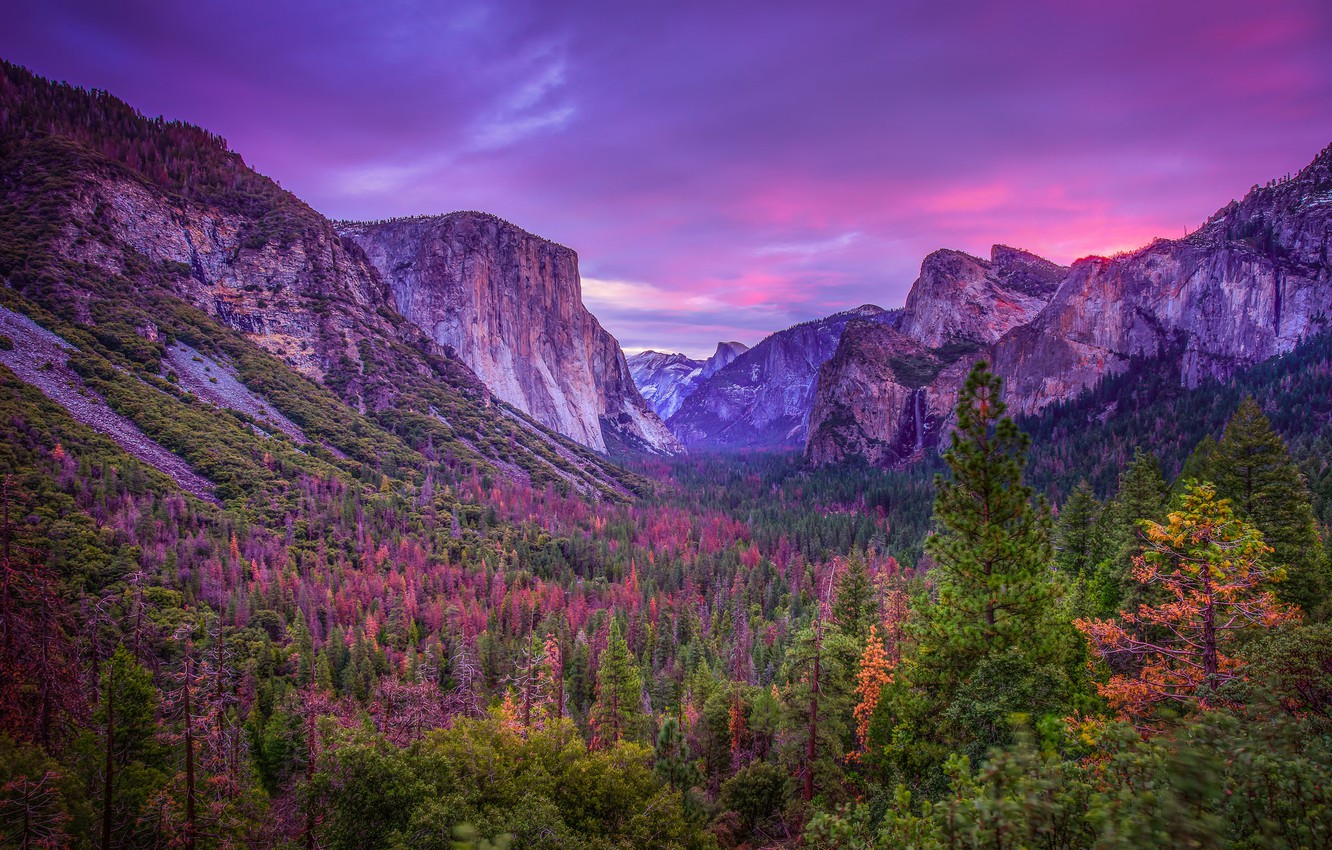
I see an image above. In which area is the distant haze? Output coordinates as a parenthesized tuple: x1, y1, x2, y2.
(6, 0, 1331, 358)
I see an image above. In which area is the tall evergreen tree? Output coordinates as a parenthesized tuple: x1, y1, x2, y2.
(1055, 480, 1100, 578)
(830, 552, 877, 645)
(589, 619, 642, 748)
(1096, 448, 1169, 612)
(95, 645, 167, 850)
(1199, 397, 1329, 617)
(917, 361, 1060, 669)
(878, 363, 1078, 793)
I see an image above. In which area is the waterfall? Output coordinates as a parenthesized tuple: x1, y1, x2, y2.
(913, 388, 925, 454)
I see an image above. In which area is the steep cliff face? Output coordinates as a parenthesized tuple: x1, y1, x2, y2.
(628, 340, 749, 420)
(808, 142, 1332, 468)
(0, 62, 661, 497)
(628, 351, 701, 419)
(700, 341, 749, 379)
(340, 213, 681, 455)
(52, 157, 390, 385)
(898, 245, 1065, 347)
(668, 305, 898, 448)
(805, 321, 972, 466)
(994, 146, 1332, 414)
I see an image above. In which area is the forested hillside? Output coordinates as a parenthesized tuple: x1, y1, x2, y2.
(2, 59, 1331, 850)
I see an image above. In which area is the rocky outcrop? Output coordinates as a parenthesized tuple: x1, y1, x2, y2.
(668, 305, 898, 448)
(341, 213, 681, 455)
(898, 245, 1065, 347)
(628, 341, 748, 420)
(808, 142, 1332, 468)
(805, 322, 971, 466)
(52, 159, 391, 384)
(993, 145, 1332, 414)
(700, 341, 749, 380)
(628, 351, 701, 420)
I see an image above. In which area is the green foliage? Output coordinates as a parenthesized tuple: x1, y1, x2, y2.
(830, 552, 877, 645)
(717, 761, 790, 834)
(315, 718, 713, 850)
(918, 362, 1059, 665)
(810, 711, 1332, 850)
(876, 363, 1082, 793)
(1093, 448, 1169, 615)
(1055, 479, 1100, 578)
(1194, 397, 1330, 616)
(591, 620, 644, 747)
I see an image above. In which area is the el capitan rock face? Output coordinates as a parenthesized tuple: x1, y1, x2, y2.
(668, 305, 898, 448)
(808, 142, 1332, 468)
(628, 340, 748, 420)
(341, 213, 681, 455)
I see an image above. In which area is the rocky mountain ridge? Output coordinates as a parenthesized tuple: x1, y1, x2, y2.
(807, 142, 1332, 467)
(0, 60, 658, 498)
(666, 304, 900, 448)
(627, 340, 748, 420)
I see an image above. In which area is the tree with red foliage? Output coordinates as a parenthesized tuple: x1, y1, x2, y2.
(851, 625, 893, 759)
(1076, 482, 1296, 726)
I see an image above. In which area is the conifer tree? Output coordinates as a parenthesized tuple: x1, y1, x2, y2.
(1097, 448, 1169, 612)
(1077, 482, 1295, 726)
(653, 715, 696, 792)
(589, 619, 641, 748)
(96, 645, 166, 850)
(1199, 397, 1329, 616)
(830, 552, 877, 645)
(851, 625, 892, 759)
(917, 361, 1059, 669)
(1055, 480, 1100, 577)
(879, 363, 1076, 790)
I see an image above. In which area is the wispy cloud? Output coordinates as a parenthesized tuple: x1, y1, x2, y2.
(472, 49, 575, 149)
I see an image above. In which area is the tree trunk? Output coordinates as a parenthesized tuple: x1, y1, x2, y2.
(805, 618, 821, 802)
(183, 657, 197, 850)
(101, 662, 115, 850)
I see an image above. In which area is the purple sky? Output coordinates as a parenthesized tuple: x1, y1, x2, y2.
(6, 1, 1331, 357)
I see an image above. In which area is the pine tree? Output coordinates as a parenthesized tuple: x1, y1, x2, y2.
(589, 620, 642, 748)
(1055, 480, 1100, 578)
(917, 361, 1059, 669)
(879, 363, 1076, 790)
(96, 645, 166, 850)
(851, 625, 892, 759)
(1096, 448, 1169, 612)
(1199, 398, 1329, 616)
(830, 552, 877, 645)
(653, 715, 696, 792)
(1077, 482, 1296, 726)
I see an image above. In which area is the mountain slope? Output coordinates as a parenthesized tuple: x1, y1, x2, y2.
(340, 214, 682, 456)
(628, 340, 748, 420)
(668, 305, 898, 448)
(807, 143, 1332, 468)
(0, 60, 648, 499)
(993, 144, 1332, 415)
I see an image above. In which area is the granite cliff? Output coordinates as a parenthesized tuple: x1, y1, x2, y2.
(807, 142, 1332, 467)
(628, 340, 748, 420)
(340, 213, 681, 455)
(668, 305, 898, 448)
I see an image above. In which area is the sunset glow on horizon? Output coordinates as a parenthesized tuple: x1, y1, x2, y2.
(6, 0, 1330, 358)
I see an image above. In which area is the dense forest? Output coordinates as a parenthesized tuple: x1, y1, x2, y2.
(4, 348, 1331, 848)
(3, 60, 1332, 850)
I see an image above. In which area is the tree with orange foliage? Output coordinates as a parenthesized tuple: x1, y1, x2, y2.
(1076, 482, 1296, 725)
(851, 625, 893, 759)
